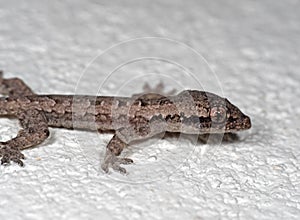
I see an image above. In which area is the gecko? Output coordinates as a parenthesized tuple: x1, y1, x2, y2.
(0, 71, 251, 173)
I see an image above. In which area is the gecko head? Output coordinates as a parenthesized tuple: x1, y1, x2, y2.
(222, 98, 251, 132)
(177, 90, 251, 134)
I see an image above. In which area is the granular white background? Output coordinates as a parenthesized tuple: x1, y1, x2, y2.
(1, 0, 300, 219)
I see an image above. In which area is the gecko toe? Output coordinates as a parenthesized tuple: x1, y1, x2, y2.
(12, 158, 24, 167)
(101, 161, 128, 174)
(117, 157, 133, 165)
(112, 158, 134, 173)
(112, 164, 127, 174)
(101, 163, 109, 173)
(1, 156, 10, 165)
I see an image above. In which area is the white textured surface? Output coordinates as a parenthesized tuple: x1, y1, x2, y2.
(1, 0, 300, 219)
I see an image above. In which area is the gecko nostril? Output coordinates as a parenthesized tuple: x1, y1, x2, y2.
(243, 116, 251, 129)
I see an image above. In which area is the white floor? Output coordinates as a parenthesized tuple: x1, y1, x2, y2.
(0, 1, 300, 219)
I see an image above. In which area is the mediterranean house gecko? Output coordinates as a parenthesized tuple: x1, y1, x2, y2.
(0, 71, 251, 173)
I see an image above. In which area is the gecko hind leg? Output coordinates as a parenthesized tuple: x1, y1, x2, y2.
(0, 109, 49, 166)
(0, 70, 34, 96)
(143, 81, 177, 96)
(101, 134, 133, 174)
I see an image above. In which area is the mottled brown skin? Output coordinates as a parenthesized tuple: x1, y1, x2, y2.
(0, 71, 251, 173)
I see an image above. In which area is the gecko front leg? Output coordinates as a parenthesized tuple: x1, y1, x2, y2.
(0, 109, 50, 166)
(101, 115, 167, 174)
(101, 134, 133, 174)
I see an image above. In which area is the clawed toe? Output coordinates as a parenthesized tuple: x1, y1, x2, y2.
(112, 163, 127, 174)
(112, 157, 133, 174)
(117, 157, 133, 165)
(11, 158, 24, 166)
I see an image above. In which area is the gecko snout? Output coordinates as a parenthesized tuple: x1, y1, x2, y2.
(242, 115, 251, 130)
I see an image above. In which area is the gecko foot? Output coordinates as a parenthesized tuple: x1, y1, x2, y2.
(101, 151, 133, 174)
(143, 82, 177, 96)
(0, 144, 25, 166)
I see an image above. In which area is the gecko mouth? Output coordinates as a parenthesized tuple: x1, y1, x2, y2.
(235, 115, 251, 131)
(225, 115, 251, 131)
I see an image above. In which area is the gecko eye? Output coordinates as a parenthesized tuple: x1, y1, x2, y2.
(210, 106, 227, 124)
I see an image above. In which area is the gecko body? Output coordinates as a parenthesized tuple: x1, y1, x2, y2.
(0, 72, 251, 173)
